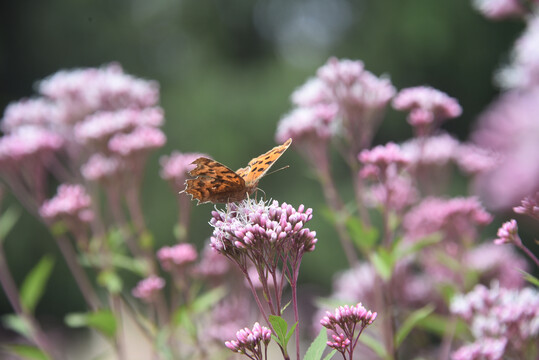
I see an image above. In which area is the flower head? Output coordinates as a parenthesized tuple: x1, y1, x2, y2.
(493, 219, 522, 246)
(39, 184, 93, 225)
(359, 142, 409, 179)
(157, 243, 198, 271)
(392, 86, 461, 135)
(209, 199, 317, 261)
(224, 322, 272, 359)
(320, 303, 377, 355)
(132, 275, 165, 303)
(159, 151, 208, 190)
(513, 192, 539, 220)
(108, 126, 166, 157)
(1, 98, 65, 133)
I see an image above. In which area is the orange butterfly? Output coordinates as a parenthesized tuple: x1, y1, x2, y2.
(183, 138, 292, 204)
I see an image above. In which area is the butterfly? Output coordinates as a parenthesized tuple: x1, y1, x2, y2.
(183, 138, 292, 204)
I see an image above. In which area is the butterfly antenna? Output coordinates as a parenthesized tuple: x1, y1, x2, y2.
(265, 164, 290, 177)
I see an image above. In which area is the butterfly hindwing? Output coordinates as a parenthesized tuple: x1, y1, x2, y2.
(185, 158, 246, 204)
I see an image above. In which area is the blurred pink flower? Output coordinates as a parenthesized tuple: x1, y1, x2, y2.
(513, 192, 539, 220)
(75, 107, 164, 145)
(290, 77, 332, 107)
(39, 184, 93, 224)
(455, 143, 498, 175)
(275, 103, 337, 143)
(0, 126, 63, 164)
(400, 133, 459, 167)
(159, 151, 208, 189)
(471, 88, 539, 210)
(81, 153, 123, 182)
(497, 15, 539, 88)
(132, 275, 165, 303)
(157, 243, 198, 271)
(194, 243, 231, 279)
(359, 142, 409, 173)
(393, 86, 461, 135)
(451, 337, 507, 360)
(403, 196, 492, 243)
(39, 63, 159, 121)
(1, 98, 65, 132)
(108, 126, 166, 156)
(493, 219, 521, 246)
(472, 0, 529, 19)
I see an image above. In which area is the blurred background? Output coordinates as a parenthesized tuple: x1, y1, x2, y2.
(0, 0, 524, 323)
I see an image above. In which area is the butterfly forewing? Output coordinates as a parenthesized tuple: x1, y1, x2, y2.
(237, 138, 292, 187)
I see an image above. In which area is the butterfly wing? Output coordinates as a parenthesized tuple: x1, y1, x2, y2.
(236, 138, 292, 187)
(184, 157, 246, 204)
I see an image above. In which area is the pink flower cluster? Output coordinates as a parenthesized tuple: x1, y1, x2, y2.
(493, 219, 521, 246)
(159, 151, 208, 190)
(131, 275, 165, 303)
(157, 243, 198, 271)
(1, 98, 64, 132)
(451, 337, 507, 360)
(450, 283, 539, 359)
(320, 303, 377, 356)
(39, 184, 93, 224)
(392, 86, 462, 135)
(224, 322, 272, 360)
(0, 127, 63, 166)
(358, 142, 410, 179)
(513, 192, 539, 220)
(403, 196, 492, 243)
(472, 0, 531, 19)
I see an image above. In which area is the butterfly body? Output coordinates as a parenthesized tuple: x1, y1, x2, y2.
(184, 138, 292, 204)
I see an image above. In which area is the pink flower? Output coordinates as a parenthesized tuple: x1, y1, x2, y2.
(159, 152, 208, 190)
(224, 322, 271, 358)
(403, 196, 492, 243)
(75, 107, 164, 145)
(493, 219, 521, 246)
(157, 244, 198, 271)
(108, 126, 166, 156)
(472, 0, 528, 20)
(290, 77, 332, 107)
(393, 86, 461, 135)
(0, 126, 64, 164)
(400, 133, 459, 167)
(471, 88, 539, 210)
(275, 104, 337, 143)
(132, 275, 165, 303)
(39, 63, 159, 120)
(455, 143, 498, 175)
(359, 142, 409, 180)
(81, 153, 123, 182)
(194, 244, 231, 279)
(498, 15, 539, 88)
(513, 192, 539, 220)
(451, 337, 507, 360)
(1, 98, 65, 132)
(39, 184, 93, 224)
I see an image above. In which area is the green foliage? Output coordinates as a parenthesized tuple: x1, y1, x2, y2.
(346, 216, 379, 252)
(2, 344, 50, 360)
(20, 255, 55, 313)
(65, 310, 117, 338)
(0, 206, 20, 243)
(358, 333, 388, 359)
(1, 314, 32, 338)
(268, 315, 297, 356)
(520, 270, 539, 288)
(97, 270, 123, 294)
(370, 247, 394, 281)
(394, 304, 435, 347)
(303, 327, 337, 360)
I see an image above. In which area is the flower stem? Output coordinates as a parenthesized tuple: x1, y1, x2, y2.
(516, 242, 539, 267)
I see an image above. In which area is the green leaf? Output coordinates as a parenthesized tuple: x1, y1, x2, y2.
(139, 230, 154, 250)
(415, 314, 468, 337)
(2, 314, 32, 338)
(370, 248, 393, 281)
(322, 350, 338, 360)
(346, 217, 379, 252)
(0, 206, 21, 243)
(20, 255, 55, 313)
(395, 304, 435, 347)
(394, 234, 441, 260)
(50, 221, 68, 237)
(269, 315, 287, 347)
(285, 321, 297, 344)
(519, 270, 539, 287)
(2, 344, 50, 360)
(97, 270, 123, 294)
(173, 306, 197, 336)
(111, 254, 148, 276)
(65, 310, 117, 338)
(358, 333, 387, 359)
(191, 286, 227, 313)
(303, 327, 329, 360)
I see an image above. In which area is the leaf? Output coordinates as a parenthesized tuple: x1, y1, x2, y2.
(346, 217, 379, 252)
(269, 315, 288, 347)
(370, 248, 393, 281)
(2, 314, 32, 338)
(173, 306, 197, 336)
(395, 304, 435, 347)
(303, 327, 329, 360)
(394, 234, 441, 260)
(415, 314, 468, 337)
(20, 255, 55, 313)
(111, 254, 148, 276)
(285, 321, 297, 345)
(97, 270, 123, 294)
(65, 310, 117, 338)
(2, 344, 50, 360)
(358, 333, 387, 359)
(519, 270, 539, 287)
(0, 206, 20, 243)
(139, 230, 154, 250)
(190, 286, 227, 313)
